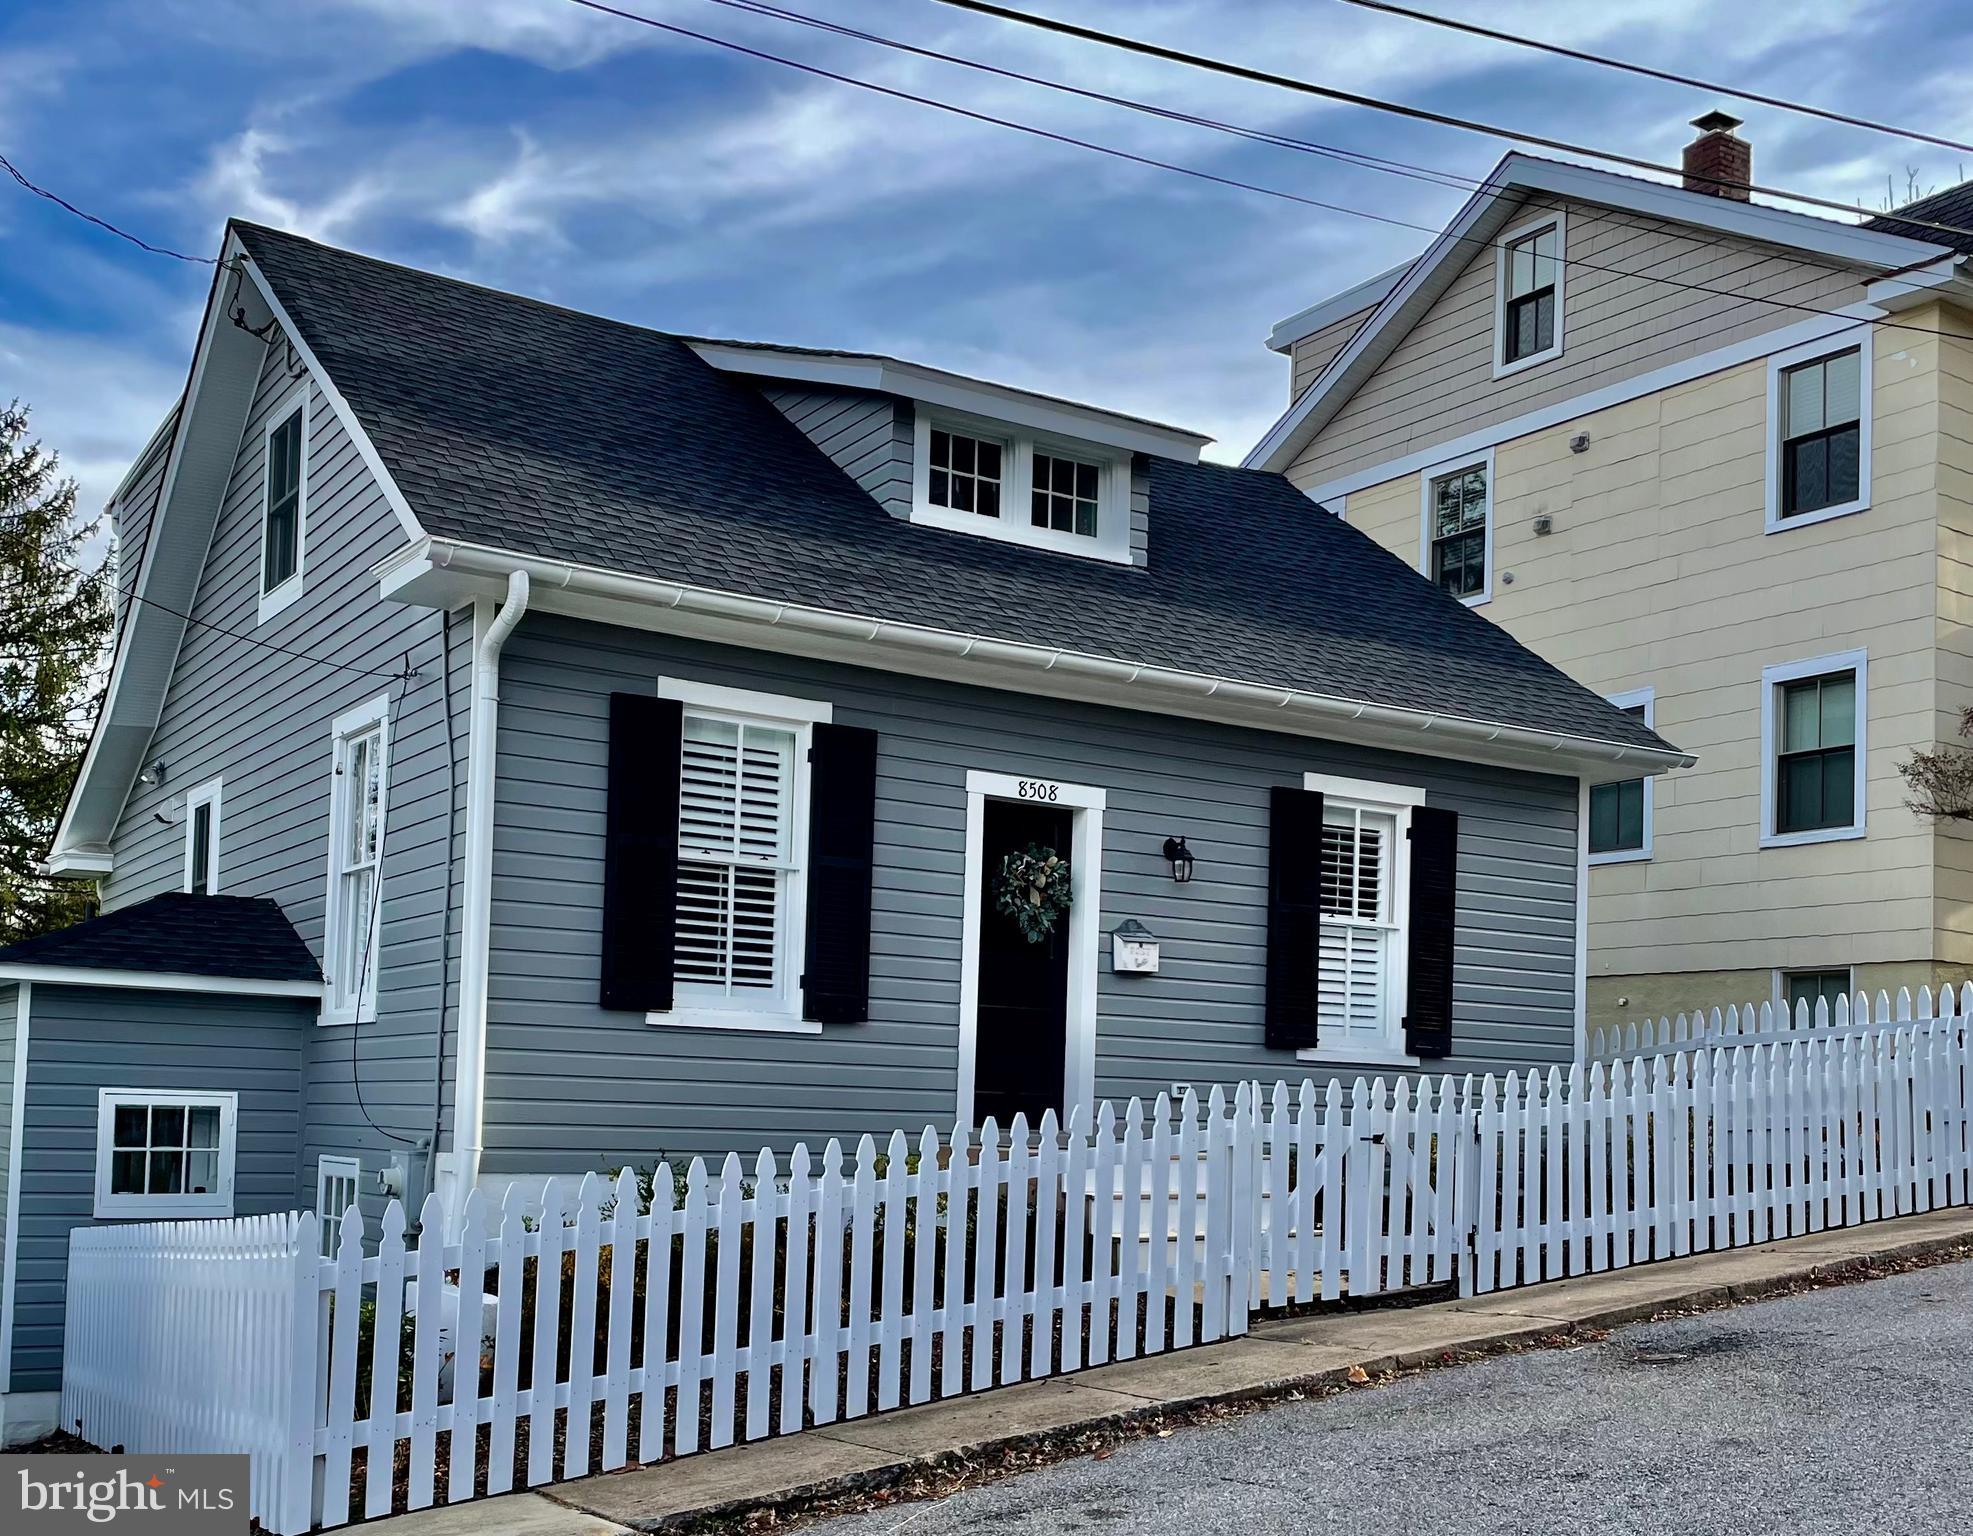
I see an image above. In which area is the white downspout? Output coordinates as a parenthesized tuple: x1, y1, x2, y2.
(448, 569, 529, 1223)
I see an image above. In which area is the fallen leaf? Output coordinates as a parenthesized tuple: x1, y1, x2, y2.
(1156, 1429, 1174, 1439)
(1345, 1364, 1370, 1384)
(1093, 1448, 1114, 1461)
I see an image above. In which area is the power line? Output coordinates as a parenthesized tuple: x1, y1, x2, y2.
(0, 151, 218, 264)
(1335, 0, 1973, 160)
(113, 578, 415, 682)
(568, 0, 1973, 344)
(925, 0, 1973, 246)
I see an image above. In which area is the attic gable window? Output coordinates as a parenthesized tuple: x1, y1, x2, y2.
(1493, 212, 1565, 377)
(259, 383, 309, 624)
(912, 414, 1130, 563)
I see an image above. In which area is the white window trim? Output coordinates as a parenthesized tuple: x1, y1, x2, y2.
(183, 776, 223, 894)
(1772, 965, 1856, 1018)
(321, 693, 390, 1026)
(1764, 333, 1872, 534)
(1297, 771, 1423, 1070)
(316, 1154, 362, 1257)
(1492, 209, 1566, 380)
(909, 410, 1133, 565)
(93, 1087, 238, 1220)
(1760, 648, 1868, 849)
(647, 677, 831, 1036)
(1418, 446, 1496, 609)
(257, 382, 310, 625)
(1587, 689, 1654, 866)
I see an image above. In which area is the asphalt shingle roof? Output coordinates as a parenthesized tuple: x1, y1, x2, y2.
(235, 222, 1670, 756)
(1865, 181, 1973, 254)
(0, 892, 322, 982)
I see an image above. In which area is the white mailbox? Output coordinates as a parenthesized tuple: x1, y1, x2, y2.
(1111, 919, 1159, 974)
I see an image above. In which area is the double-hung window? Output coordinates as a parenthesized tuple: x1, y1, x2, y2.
(1767, 339, 1869, 530)
(1589, 691, 1654, 863)
(661, 680, 826, 1030)
(94, 1088, 237, 1219)
(323, 696, 389, 1024)
(1307, 773, 1423, 1064)
(1762, 651, 1866, 846)
(1495, 214, 1563, 374)
(259, 386, 308, 622)
(1422, 452, 1492, 604)
(184, 777, 222, 894)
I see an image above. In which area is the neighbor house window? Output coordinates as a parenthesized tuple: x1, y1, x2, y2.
(1307, 773, 1424, 1063)
(1495, 214, 1563, 374)
(928, 427, 1004, 520)
(1780, 967, 1853, 1021)
(259, 387, 308, 621)
(1588, 691, 1654, 863)
(1423, 455, 1491, 603)
(317, 1155, 362, 1259)
(94, 1088, 237, 1219)
(1031, 451, 1100, 537)
(1762, 651, 1866, 847)
(1767, 339, 1869, 531)
(184, 777, 222, 895)
(323, 696, 389, 1024)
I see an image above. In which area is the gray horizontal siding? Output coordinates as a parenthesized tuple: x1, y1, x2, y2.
(110, 435, 171, 640)
(482, 613, 1580, 1172)
(8, 985, 311, 1393)
(764, 386, 913, 518)
(103, 332, 467, 1198)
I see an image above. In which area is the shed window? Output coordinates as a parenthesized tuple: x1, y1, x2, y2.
(94, 1089, 237, 1219)
(928, 427, 1004, 520)
(1031, 451, 1100, 537)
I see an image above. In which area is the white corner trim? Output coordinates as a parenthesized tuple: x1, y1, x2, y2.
(1302, 770, 1426, 807)
(92, 1086, 238, 1220)
(0, 964, 321, 996)
(320, 692, 392, 1027)
(1763, 333, 1873, 534)
(1287, 304, 1883, 504)
(1759, 647, 1868, 849)
(0, 983, 29, 1394)
(1491, 208, 1566, 380)
(658, 675, 834, 724)
(256, 380, 310, 626)
(1587, 687, 1655, 867)
(182, 776, 223, 894)
(1416, 446, 1496, 608)
(955, 769, 1104, 1132)
(908, 410, 1134, 565)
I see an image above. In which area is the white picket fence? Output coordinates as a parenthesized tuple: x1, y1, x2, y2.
(1590, 987, 1915, 1060)
(59, 991, 1973, 1531)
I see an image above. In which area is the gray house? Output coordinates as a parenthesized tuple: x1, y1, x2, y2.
(0, 222, 1686, 1443)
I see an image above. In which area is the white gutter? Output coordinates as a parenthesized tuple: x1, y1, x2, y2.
(450, 569, 530, 1221)
(392, 538, 1692, 779)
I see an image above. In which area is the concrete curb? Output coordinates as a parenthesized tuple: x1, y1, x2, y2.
(370, 1208, 1973, 1534)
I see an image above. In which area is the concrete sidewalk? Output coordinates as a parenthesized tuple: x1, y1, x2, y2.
(369, 1208, 1973, 1536)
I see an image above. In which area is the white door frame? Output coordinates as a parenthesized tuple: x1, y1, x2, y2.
(956, 769, 1104, 1134)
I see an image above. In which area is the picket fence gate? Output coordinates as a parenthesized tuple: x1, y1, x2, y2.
(58, 989, 1973, 1532)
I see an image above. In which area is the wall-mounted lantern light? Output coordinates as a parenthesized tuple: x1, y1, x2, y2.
(1161, 836, 1196, 884)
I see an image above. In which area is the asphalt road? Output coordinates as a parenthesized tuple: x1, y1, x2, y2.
(803, 1261, 1973, 1536)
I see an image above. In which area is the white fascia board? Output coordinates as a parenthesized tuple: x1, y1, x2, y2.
(1265, 261, 1413, 353)
(686, 342, 1211, 462)
(103, 405, 183, 514)
(0, 964, 323, 997)
(387, 535, 1693, 784)
(1242, 151, 1949, 475)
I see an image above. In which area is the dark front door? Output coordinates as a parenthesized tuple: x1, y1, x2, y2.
(973, 798, 1073, 1128)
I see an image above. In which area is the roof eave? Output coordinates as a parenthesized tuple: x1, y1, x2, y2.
(377, 535, 1690, 784)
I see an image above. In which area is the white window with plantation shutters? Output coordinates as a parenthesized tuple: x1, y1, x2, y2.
(659, 678, 830, 1031)
(1305, 773, 1423, 1065)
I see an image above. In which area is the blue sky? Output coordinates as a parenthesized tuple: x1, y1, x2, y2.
(4, 0, 1972, 516)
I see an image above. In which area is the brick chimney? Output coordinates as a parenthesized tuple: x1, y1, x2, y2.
(1683, 110, 1751, 201)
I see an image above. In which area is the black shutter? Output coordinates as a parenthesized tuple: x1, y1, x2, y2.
(802, 723, 878, 1024)
(1403, 804, 1459, 1058)
(1265, 786, 1324, 1050)
(598, 692, 682, 1012)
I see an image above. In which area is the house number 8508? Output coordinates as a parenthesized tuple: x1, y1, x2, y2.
(1017, 779, 1061, 802)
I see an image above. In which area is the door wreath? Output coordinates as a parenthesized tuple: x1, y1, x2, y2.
(994, 844, 1073, 943)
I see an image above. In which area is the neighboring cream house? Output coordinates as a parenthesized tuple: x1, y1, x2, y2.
(1249, 114, 1973, 1029)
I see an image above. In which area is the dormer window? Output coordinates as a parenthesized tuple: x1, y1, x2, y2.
(912, 413, 1130, 562)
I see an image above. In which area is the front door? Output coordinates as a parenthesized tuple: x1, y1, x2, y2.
(973, 797, 1073, 1128)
